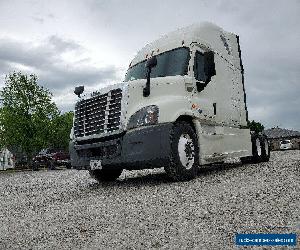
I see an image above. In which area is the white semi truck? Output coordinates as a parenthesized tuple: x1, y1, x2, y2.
(69, 22, 270, 182)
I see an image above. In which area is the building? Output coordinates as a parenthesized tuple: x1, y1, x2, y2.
(0, 148, 15, 170)
(264, 127, 300, 151)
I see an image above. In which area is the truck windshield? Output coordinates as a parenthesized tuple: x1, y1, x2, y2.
(124, 47, 190, 82)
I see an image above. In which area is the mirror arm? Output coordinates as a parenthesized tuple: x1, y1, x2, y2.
(143, 68, 151, 97)
(143, 56, 157, 97)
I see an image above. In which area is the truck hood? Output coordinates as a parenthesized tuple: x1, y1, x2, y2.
(79, 82, 128, 99)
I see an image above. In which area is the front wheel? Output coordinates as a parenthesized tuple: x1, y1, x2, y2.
(164, 121, 199, 181)
(261, 135, 270, 162)
(89, 168, 123, 182)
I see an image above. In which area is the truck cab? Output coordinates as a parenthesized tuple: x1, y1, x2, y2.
(69, 22, 270, 182)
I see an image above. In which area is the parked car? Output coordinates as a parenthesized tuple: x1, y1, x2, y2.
(33, 149, 71, 170)
(52, 151, 71, 168)
(280, 140, 292, 150)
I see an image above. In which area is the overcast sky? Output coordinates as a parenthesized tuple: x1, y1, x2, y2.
(0, 0, 299, 130)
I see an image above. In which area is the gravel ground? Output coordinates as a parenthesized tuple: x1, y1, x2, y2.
(0, 150, 299, 249)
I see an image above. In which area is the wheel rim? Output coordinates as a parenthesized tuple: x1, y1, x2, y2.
(178, 133, 195, 169)
(256, 138, 262, 156)
(265, 140, 269, 155)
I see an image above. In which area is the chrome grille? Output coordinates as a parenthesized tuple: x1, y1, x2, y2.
(74, 88, 122, 137)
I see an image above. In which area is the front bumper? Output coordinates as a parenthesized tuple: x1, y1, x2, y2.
(69, 123, 173, 170)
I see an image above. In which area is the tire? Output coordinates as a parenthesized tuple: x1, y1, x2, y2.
(240, 156, 252, 164)
(252, 134, 263, 163)
(164, 121, 199, 181)
(261, 135, 270, 162)
(48, 161, 56, 170)
(89, 169, 123, 182)
(65, 163, 72, 169)
(32, 163, 39, 171)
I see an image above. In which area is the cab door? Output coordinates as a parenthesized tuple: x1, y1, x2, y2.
(188, 45, 217, 124)
(187, 44, 226, 162)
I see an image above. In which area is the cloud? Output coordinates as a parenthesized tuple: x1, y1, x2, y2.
(32, 16, 44, 24)
(47, 35, 82, 53)
(0, 35, 119, 110)
(241, 4, 300, 131)
(0, 0, 299, 130)
(84, 0, 300, 130)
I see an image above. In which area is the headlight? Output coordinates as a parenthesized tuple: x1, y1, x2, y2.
(127, 105, 159, 129)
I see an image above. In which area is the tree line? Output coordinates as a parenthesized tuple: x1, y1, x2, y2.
(0, 72, 73, 165)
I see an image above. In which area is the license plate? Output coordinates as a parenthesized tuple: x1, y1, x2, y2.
(90, 160, 102, 170)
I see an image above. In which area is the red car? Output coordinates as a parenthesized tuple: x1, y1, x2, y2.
(33, 150, 71, 170)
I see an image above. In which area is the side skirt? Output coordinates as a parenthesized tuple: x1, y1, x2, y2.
(193, 119, 252, 165)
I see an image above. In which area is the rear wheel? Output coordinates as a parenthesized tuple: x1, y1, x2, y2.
(240, 133, 263, 164)
(164, 121, 199, 181)
(252, 135, 263, 163)
(261, 135, 270, 162)
(89, 169, 123, 182)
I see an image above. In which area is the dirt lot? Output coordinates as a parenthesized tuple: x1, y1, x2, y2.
(0, 150, 299, 249)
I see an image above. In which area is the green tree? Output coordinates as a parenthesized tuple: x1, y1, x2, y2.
(0, 72, 59, 165)
(49, 111, 74, 151)
(247, 120, 265, 133)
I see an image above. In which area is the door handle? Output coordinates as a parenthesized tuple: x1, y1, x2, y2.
(213, 103, 216, 115)
(196, 81, 206, 92)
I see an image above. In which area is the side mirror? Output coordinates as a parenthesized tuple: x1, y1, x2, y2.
(146, 56, 157, 69)
(74, 86, 84, 97)
(143, 56, 157, 97)
(204, 51, 216, 83)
